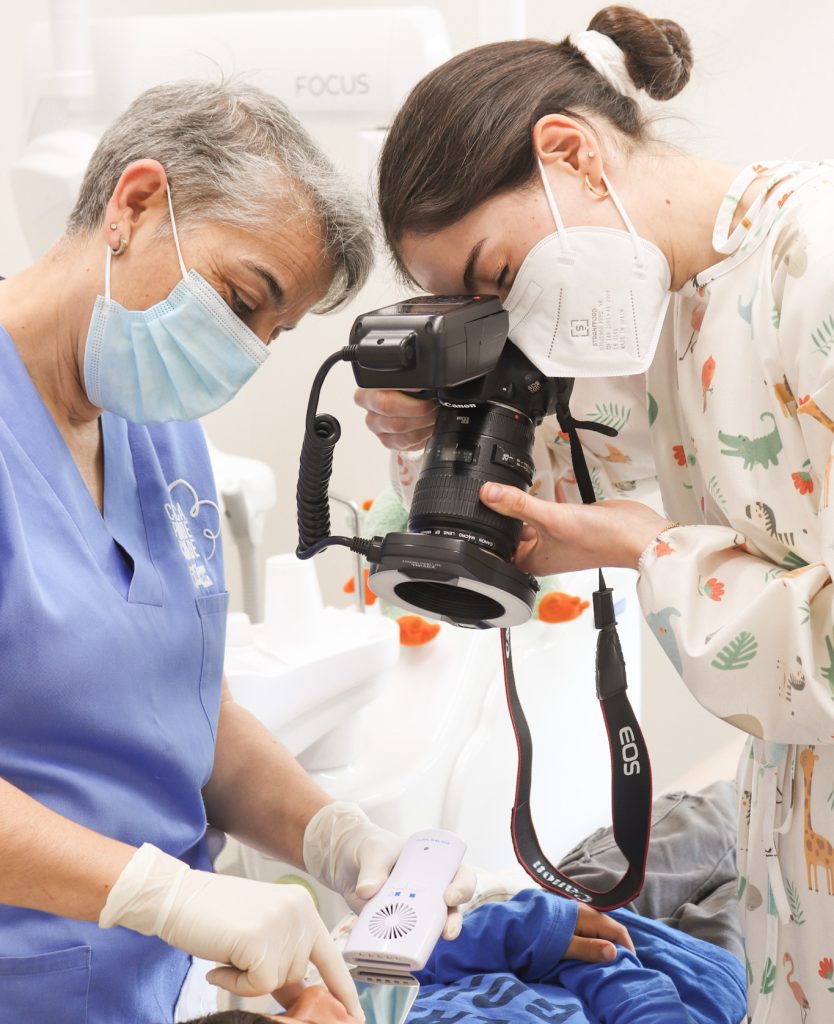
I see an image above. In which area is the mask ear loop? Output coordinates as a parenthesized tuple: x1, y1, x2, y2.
(104, 245, 113, 307)
(105, 186, 188, 306)
(165, 186, 189, 282)
(600, 172, 644, 267)
(537, 158, 645, 267)
(536, 157, 573, 257)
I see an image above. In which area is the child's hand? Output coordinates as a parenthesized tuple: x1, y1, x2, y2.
(565, 904, 636, 963)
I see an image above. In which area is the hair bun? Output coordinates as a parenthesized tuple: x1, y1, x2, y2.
(588, 5, 693, 100)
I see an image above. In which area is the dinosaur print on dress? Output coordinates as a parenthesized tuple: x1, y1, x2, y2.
(719, 412, 783, 469)
(635, 163, 834, 1024)
(646, 607, 682, 674)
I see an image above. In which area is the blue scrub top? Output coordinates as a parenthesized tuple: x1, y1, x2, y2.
(0, 326, 229, 1023)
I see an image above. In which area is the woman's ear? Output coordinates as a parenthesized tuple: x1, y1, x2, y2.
(532, 115, 595, 178)
(103, 159, 170, 246)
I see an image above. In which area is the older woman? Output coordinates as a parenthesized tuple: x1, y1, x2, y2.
(0, 80, 473, 1023)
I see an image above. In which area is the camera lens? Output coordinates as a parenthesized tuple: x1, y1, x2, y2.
(408, 404, 536, 561)
(393, 580, 505, 624)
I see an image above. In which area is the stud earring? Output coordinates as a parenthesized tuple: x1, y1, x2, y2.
(109, 222, 118, 230)
(588, 150, 595, 159)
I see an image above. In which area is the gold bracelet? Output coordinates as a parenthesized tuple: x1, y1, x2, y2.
(657, 520, 682, 536)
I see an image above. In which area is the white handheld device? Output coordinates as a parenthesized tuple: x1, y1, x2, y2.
(344, 828, 466, 973)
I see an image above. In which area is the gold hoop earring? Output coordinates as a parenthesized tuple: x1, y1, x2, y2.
(584, 174, 609, 199)
(110, 237, 128, 256)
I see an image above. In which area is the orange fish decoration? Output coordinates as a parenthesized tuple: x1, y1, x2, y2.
(397, 615, 441, 646)
(701, 355, 716, 412)
(537, 592, 590, 624)
(343, 573, 441, 645)
(343, 568, 378, 606)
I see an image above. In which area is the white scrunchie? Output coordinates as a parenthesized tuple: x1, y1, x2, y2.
(569, 29, 640, 101)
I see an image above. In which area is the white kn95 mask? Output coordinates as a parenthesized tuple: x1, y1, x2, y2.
(503, 157, 671, 378)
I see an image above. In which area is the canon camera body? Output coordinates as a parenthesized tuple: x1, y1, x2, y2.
(346, 295, 574, 628)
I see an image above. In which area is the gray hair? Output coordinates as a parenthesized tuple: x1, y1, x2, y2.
(67, 79, 374, 311)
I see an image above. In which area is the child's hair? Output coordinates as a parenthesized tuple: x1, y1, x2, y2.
(182, 1013, 277, 1024)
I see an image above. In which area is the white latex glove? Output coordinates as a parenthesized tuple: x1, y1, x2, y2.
(99, 844, 364, 1020)
(303, 802, 476, 940)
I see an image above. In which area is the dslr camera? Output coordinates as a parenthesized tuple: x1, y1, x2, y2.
(296, 295, 580, 628)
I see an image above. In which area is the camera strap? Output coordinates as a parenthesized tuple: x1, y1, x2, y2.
(501, 398, 652, 911)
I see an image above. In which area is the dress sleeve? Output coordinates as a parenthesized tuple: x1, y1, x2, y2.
(637, 197, 834, 745)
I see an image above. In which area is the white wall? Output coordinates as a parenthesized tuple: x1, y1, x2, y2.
(3, 0, 831, 792)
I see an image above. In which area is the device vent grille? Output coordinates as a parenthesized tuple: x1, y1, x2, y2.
(368, 902, 418, 940)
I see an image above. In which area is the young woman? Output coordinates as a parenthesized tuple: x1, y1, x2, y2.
(357, 6, 834, 1021)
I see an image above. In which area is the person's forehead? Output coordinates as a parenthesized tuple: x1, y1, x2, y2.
(401, 192, 519, 265)
(207, 215, 331, 299)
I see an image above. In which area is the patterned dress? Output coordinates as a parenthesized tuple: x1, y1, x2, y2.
(534, 161, 834, 1023)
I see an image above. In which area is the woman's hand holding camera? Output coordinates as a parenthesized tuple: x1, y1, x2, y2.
(480, 483, 671, 575)
(354, 389, 438, 452)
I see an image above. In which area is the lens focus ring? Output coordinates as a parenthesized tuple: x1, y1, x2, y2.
(408, 404, 536, 560)
(409, 474, 519, 552)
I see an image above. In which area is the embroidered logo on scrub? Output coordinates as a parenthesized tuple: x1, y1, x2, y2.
(164, 478, 221, 590)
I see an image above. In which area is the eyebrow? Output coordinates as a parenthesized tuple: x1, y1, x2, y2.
(242, 259, 284, 309)
(462, 238, 486, 293)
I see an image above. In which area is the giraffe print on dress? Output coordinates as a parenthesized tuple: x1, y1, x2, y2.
(799, 747, 834, 895)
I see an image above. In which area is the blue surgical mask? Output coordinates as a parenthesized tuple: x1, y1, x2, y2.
(83, 188, 270, 423)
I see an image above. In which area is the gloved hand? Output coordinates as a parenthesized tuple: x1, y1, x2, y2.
(303, 802, 476, 940)
(99, 844, 364, 1020)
